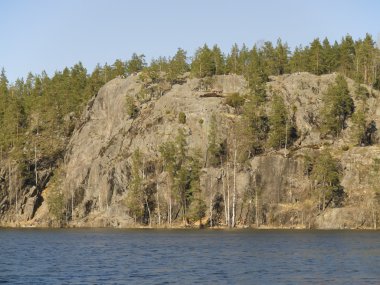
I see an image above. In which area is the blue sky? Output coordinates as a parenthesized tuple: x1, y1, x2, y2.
(1, 0, 379, 83)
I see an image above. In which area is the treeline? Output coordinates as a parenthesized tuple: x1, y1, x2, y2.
(0, 33, 379, 186)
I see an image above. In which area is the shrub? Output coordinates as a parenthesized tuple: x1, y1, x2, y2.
(225, 92, 245, 108)
(178, 112, 186, 124)
(125, 95, 139, 118)
(341, 145, 349, 151)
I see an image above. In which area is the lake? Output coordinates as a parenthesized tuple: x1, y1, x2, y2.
(0, 229, 379, 284)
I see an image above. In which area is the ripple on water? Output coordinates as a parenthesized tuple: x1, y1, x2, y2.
(0, 229, 379, 284)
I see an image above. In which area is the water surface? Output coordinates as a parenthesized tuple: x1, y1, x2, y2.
(0, 229, 379, 284)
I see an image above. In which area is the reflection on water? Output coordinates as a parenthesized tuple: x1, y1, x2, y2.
(0, 229, 379, 284)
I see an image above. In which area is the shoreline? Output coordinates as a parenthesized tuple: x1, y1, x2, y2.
(1, 223, 378, 231)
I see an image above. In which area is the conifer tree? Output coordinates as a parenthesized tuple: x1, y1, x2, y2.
(339, 35, 356, 77)
(309, 38, 323, 75)
(320, 74, 354, 137)
(275, 38, 289, 75)
(0, 68, 8, 96)
(212, 44, 225, 75)
(191, 44, 215, 78)
(126, 148, 144, 222)
(126, 53, 146, 74)
(268, 94, 290, 149)
(167, 48, 188, 83)
(311, 150, 343, 210)
(112, 59, 127, 77)
(226, 43, 240, 74)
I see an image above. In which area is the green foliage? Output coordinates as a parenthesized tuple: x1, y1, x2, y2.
(187, 151, 206, 223)
(274, 39, 290, 75)
(112, 59, 127, 77)
(351, 105, 367, 145)
(226, 43, 241, 74)
(175, 128, 187, 164)
(339, 35, 356, 77)
(0, 33, 377, 168)
(207, 113, 221, 166)
(0, 35, 379, 225)
(159, 141, 177, 175)
(191, 44, 215, 78)
(225, 92, 245, 109)
(178, 112, 186, 124)
(308, 38, 323, 75)
(125, 95, 138, 118)
(188, 197, 207, 224)
(0, 68, 8, 96)
(320, 75, 354, 137)
(267, 94, 293, 149)
(159, 129, 204, 222)
(238, 98, 269, 158)
(167, 48, 189, 83)
(212, 45, 225, 75)
(311, 150, 344, 208)
(354, 84, 369, 101)
(126, 149, 144, 220)
(46, 187, 65, 222)
(126, 53, 146, 74)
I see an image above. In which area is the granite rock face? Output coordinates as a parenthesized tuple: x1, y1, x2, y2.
(1, 72, 379, 228)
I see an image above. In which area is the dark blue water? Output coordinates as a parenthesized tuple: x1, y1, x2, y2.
(0, 229, 379, 284)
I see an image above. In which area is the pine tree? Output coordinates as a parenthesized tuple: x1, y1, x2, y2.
(238, 94, 269, 158)
(126, 148, 144, 222)
(275, 38, 289, 75)
(126, 53, 146, 74)
(339, 35, 356, 77)
(311, 150, 343, 210)
(191, 44, 215, 78)
(268, 94, 290, 149)
(207, 113, 221, 166)
(0, 68, 8, 96)
(320, 74, 354, 137)
(211, 44, 225, 75)
(159, 141, 176, 225)
(289, 45, 308, 73)
(321, 38, 335, 73)
(226, 43, 240, 74)
(358, 34, 375, 84)
(262, 41, 277, 75)
(351, 104, 367, 146)
(238, 43, 250, 77)
(245, 46, 268, 102)
(167, 48, 188, 83)
(309, 38, 323, 75)
(112, 59, 127, 77)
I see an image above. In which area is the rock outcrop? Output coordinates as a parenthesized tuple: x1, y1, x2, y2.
(1, 72, 379, 228)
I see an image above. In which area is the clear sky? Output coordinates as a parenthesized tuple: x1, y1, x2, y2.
(1, 0, 379, 83)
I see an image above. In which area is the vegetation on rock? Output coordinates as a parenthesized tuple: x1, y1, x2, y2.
(1, 33, 380, 229)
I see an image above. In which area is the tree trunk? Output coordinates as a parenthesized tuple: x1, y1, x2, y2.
(156, 182, 161, 226)
(255, 188, 259, 228)
(232, 139, 237, 228)
(145, 194, 151, 227)
(34, 144, 38, 187)
(169, 178, 172, 226)
(220, 156, 228, 226)
(71, 188, 74, 220)
(372, 205, 377, 230)
(222, 169, 228, 226)
(226, 161, 231, 227)
(8, 162, 12, 206)
(209, 177, 213, 227)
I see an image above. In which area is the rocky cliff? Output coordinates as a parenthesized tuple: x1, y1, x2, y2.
(1, 72, 379, 229)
